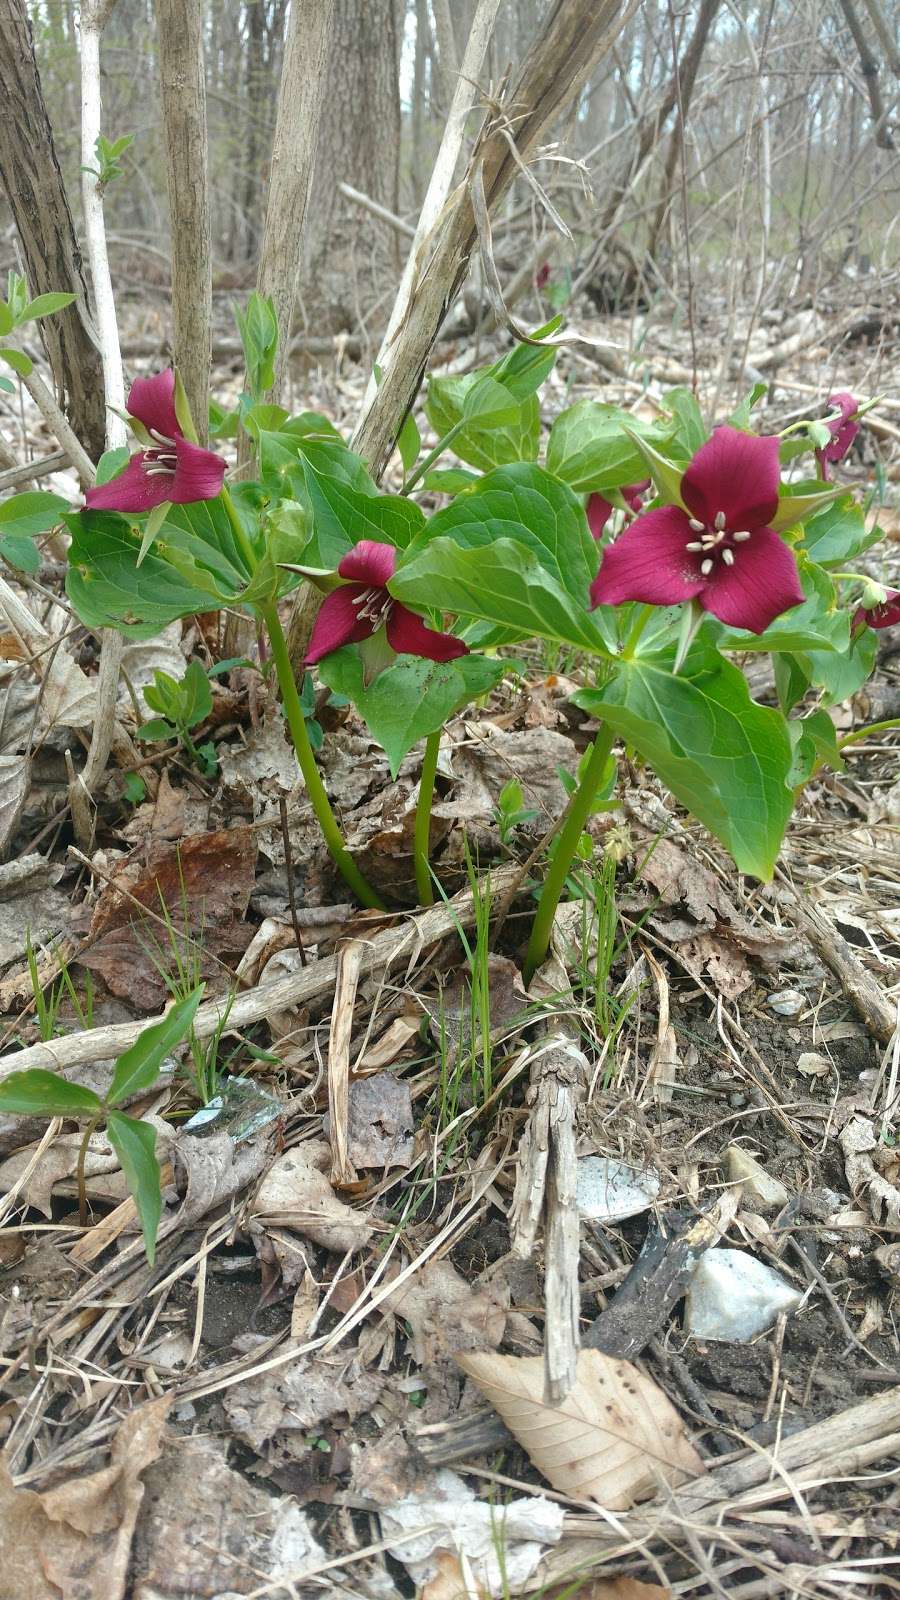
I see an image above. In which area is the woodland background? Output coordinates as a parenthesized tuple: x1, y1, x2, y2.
(4, 0, 899, 370)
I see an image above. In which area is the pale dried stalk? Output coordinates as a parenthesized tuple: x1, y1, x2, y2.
(0, 864, 521, 1081)
(18, 365, 94, 483)
(510, 951, 587, 1403)
(327, 940, 364, 1186)
(77, 0, 127, 811)
(354, 0, 500, 433)
(352, 0, 635, 481)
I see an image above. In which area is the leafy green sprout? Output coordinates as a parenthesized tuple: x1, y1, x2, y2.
(493, 778, 538, 846)
(81, 131, 135, 192)
(0, 989, 203, 1263)
(0, 271, 77, 381)
(137, 658, 219, 777)
(25, 933, 94, 1043)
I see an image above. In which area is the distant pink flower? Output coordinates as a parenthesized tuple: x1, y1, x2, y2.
(853, 588, 900, 631)
(587, 481, 651, 539)
(815, 391, 859, 480)
(535, 262, 551, 289)
(85, 370, 225, 513)
(590, 426, 804, 635)
(306, 541, 469, 666)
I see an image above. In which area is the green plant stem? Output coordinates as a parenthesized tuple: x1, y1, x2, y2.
(523, 724, 616, 987)
(621, 603, 654, 658)
(260, 601, 384, 910)
(402, 419, 466, 495)
(220, 484, 260, 576)
(414, 731, 441, 906)
(76, 1116, 100, 1228)
(838, 717, 900, 751)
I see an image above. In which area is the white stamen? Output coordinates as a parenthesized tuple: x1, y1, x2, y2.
(685, 541, 704, 552)
(732, 530, 751, 542)
(714, 511, 726, 531)
(149, 428, 177, 446)
(144, 464, 177, 476)
(700, 558, 714, 576)
(689, 518, 705, 532)
(722, 549, 735, 566)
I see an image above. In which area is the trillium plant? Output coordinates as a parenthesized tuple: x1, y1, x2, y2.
(16, 293, 889, 985)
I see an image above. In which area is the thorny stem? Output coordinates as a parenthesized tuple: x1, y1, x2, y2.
(523, 723, 616, 987)
(414, 731, 441, 906)
(838, 717, 900, 751)
(260, 600, 385, 910)
(401, 419, 467, 495)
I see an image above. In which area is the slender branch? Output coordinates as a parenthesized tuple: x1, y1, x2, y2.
(17, 365, 95, 482)
(523, 726, 617, 986)
(414, 731, 441, 906)
(838, 717, 900, 750)
(77, 0, 127, 808)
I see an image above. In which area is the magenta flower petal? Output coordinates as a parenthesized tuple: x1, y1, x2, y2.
(623, 479, 651, 513)
(167, 437, 226, 504)
(590, 505, 705, 609)
(681, 426, 780, 533)
(85, 453, 176, 513)
(127, 370, 181, 440)
(587, 493, 613, 539)
(816, 391, 859, 478)
(306, 585, 373, 664)
(386, 604, 469, 662)
(699, 527, 804, 633)
(338, 540, 397, 587)
(853, 589, 900, 631)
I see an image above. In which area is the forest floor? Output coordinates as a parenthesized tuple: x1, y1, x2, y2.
(1, 288, 899, 1599)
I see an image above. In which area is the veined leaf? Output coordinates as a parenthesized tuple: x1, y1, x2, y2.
(575, 642, 793, 878)
(107, 988, 204, 1106)
(318, 649, 507, 777)
(107, 1111, 162, 1265)
(0, 1069, 102, 1118)
(546, 400, 676, 494)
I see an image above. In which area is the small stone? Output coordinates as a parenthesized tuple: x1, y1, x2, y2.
(576, 1156, 660, 1223)
(766, 989, 805, 1018)
(797, 1051, 830, 1078)
(685, 1248, 802, 1341)
(729, 1091, 748, 1109)
(725, 1146, 788, 1212)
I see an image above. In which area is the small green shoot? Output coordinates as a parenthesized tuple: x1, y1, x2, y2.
(81, 131, 136, 192)
(25, 934, 94, 1041)
(493, 778, 538, 845)
(0, 988, 203, 1262)
(0, 271, 77, 380)
(138, 658, 218, 776)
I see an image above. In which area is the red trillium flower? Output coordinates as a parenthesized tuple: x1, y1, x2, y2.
(587, 481, 651, 539)
(305, 541, 469, 667)
(589, 427, 804, 635)
(853, 588, 900, 632)
(85, 370, 226, 513)
(815, 391, 859, 480)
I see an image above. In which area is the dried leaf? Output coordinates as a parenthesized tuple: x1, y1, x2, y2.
(252, 1138, 374, 1254)
(388, 1259, 508, 1365)
(457, 1349, 704, 1508)
(0, 1397, 169, 1600)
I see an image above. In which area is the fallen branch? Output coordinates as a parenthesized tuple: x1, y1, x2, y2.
(0, 863, 522, 1081)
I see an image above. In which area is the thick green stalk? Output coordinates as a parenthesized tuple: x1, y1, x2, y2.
(838, 717, 900, 751)
(402, 419, 466, 495)
(220, 484, 260, 576)
(523, 724, 616, 987)
(260, 601, 385, 910)
(414, 731, 441, 906)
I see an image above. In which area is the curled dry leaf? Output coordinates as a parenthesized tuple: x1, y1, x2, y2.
(457, 1349, 704, 1508)
(0, 1396, 169, 1600)
(387, 1258, 508, 1365)
(252, 1137, 374, 1254)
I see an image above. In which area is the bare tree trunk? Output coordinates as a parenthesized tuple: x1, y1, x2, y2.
(0, 0, 106, 462)
(838, 0, 895, 147)
(155, 0, 212, 440)
(430, 0, 460, 114)
(303, 0, 403, 321)
(255, 0, 336, 398)
(646, 0, 723, 260)
(352, 0, 638, 481)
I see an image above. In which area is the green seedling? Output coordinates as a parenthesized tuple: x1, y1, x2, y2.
(138, 658, 218, 776)
(81, 131, 135, 191)
(0, 270, 76, 382)
(26, 934, 93, 1041)
(0, 988, 203, 1263)
(493, 778, 538, 845)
